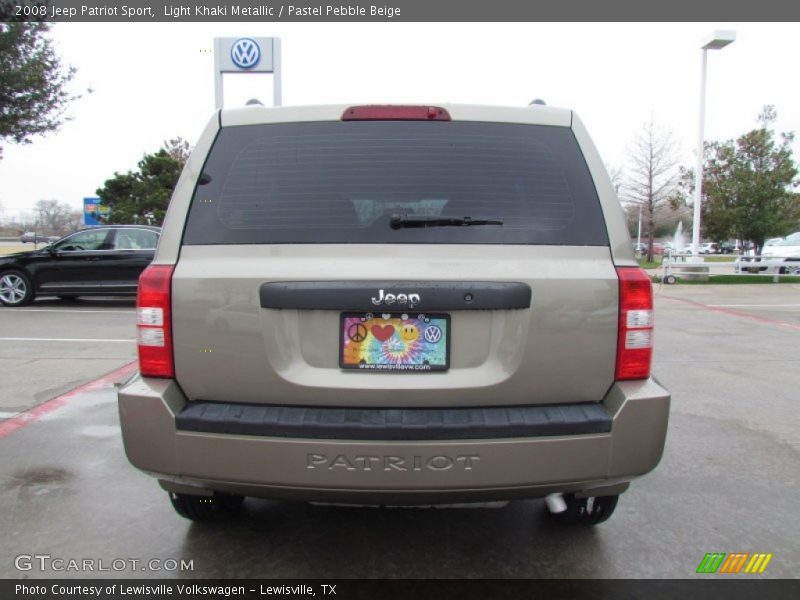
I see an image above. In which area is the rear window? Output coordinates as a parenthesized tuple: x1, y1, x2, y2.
(113, 228, 159, 250)
(183, 120, 608, 246)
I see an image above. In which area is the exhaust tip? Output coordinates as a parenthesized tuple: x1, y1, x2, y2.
(545, 493, 568, 514)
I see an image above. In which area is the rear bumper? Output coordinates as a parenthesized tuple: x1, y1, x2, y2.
(175, 401, 613, 440)
(117, 377, 669, 503)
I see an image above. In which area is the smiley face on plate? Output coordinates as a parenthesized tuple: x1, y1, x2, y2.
(399, 324, 419, 342)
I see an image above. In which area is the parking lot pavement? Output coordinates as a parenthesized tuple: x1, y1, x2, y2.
(0, 285, 798, 579)
(0, 298, 136, 416)
(653, 284, 800, 451)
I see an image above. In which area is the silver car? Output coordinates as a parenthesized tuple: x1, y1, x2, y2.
(118, 104, 670, 525)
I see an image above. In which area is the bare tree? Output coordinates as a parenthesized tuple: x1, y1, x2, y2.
(34, 199, 79, 235)
(66, 209, 83, 232)
(163, 137, 192, 167)
(623, 120, 680, 262)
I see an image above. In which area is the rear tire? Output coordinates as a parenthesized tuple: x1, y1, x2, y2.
(0, 270, 35, 307)
(547, 493, 619, 526)
(169, 492, 244, 522)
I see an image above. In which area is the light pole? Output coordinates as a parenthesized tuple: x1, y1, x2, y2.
(691, 30, 735, 258)
(637, 203, 642, 250)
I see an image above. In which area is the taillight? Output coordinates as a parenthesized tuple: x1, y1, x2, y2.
(341, 105, 451, 121)
(136, 265, 175, 378)
(615, 267, 654, 380)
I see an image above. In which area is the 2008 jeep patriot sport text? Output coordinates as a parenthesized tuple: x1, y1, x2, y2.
(118, 103, 670, 525)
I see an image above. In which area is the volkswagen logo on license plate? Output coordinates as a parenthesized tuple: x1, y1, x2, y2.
(424, 325, 443, 343)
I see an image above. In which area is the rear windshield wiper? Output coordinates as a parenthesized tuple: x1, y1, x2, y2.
(390, 214, 504, 229)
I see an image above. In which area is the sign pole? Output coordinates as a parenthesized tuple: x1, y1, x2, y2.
(273, 38, 282, 107)
(213, 38, 224, 111)
(213, 37, 282, 110)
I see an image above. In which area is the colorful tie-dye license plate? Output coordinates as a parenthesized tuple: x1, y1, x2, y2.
(340, 313, 450, 372)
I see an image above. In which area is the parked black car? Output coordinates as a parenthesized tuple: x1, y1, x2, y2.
(0, 225, 160, 307)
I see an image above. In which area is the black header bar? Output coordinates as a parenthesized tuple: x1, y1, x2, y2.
(3, 579, 799, 600)
(2, 0, 799, 22)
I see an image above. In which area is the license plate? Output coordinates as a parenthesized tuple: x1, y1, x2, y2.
(340, 312, 450, 372)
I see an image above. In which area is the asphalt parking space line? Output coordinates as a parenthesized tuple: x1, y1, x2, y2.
(8, 309, 135, 314)
(0, 337, 134, 343)
(0, 360, 137, 438)
(706, 303, 800, 308)
(660, 296, 800, 331)
(658, 358, 800, 363)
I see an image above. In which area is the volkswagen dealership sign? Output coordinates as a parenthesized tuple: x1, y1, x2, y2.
(230, 38, 262, 69)
(214, 37, 281, 108)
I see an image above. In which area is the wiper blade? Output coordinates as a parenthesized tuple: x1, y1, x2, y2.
(390, 214, 504, 229)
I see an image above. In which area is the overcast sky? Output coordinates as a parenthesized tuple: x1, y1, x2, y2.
(1, 21, 798, 221)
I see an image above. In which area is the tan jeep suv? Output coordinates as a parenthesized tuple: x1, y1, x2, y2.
(118, 103, 669, 525)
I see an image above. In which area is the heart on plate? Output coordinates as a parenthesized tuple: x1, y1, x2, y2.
(371, 324, 395, 342)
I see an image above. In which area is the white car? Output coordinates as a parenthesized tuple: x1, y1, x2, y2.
(699, 243, 717, 254)
(761, 232, 800, 274)
(662, 242, 692, 256)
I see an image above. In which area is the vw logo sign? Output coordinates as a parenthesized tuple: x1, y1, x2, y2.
(231, 38, 261, 69)
(424, 325, 443, 344)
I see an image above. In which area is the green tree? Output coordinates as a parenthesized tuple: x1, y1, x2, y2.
(96, 139, 191, 225)
(682, 106, 799, 252)
(0, 22, 80, 159)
